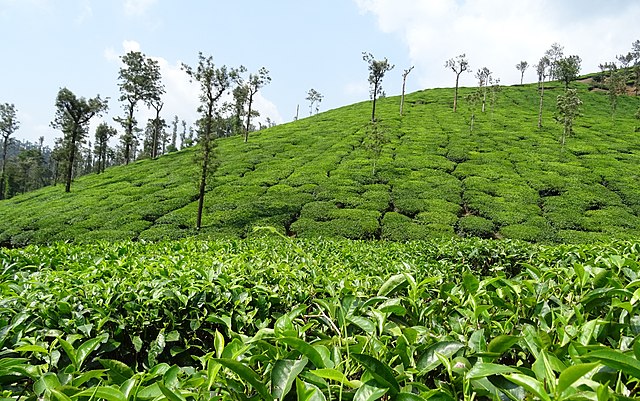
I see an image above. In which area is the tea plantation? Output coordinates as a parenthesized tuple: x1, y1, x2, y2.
(1, 83, 639, 246)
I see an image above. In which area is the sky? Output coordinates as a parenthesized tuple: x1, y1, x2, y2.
(1, 0, 638, 147)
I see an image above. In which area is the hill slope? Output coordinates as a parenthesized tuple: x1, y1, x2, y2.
(1, 83, 639, 246)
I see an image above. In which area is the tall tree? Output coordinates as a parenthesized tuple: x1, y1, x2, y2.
(169, 115, 179, 152)
(545, 42, 564, 81)
(600, 62, 626, 116)
(182, 53, 239, 230)
(516, 61, 529, 85)
(116, 51, 163, 164)
(149, 97, 165, 158)
(0, 103, 19, 200)
(536, 56, 551, 128)
(475, 67, 492, 113)
(364, 122, 388, 176)
(244, 67, 271, 142)
(632, 39, 640, 95)
(445, 54, 470, 112)
(51, 88, 108, 192)
(94, 122, 117, 174)
(400, 66, 414, 116)
(232, 83, 248, 136)
(556, 89, 582, 147)
(362, 52, 394, 122)
(556, 55, 582, 89)
(306, 88, 323, 116)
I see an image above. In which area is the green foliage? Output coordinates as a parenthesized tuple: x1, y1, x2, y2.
(2, 237, 640, 399)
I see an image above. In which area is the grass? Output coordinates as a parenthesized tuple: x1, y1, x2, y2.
(0, 82, 639, 245)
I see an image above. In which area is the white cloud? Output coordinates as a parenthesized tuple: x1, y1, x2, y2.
(123, 0, 157, 16)
(355, 0, 640, 88)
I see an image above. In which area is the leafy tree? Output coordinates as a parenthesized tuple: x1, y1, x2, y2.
(475, 67, 492, 112)
(244, 67, 271, 142)
(232, 81, 248, 136)
(515, 61, 528, 85)
(51, 88, 107, 192)
(536, 56, 551, 128)
(400, 66, 414, 116)
(632, 39, 640, 95)
(182, 53, 240, 230)
(94, 122, 117, 174)
(465, 90, 481, 132)
(149, 97, 165, 159)
(168, 115, 179, 152)
(116, 51, 163, 164)
(445, 54, 470, 112)
(556, 55, 582, 89)
(600, 62, 626, 116)
(556, 88, 582, 147)
(363, 52, 394, 121)
(0, 103, 19, 200)
(306, 88, 323, 116)
(545, 42, 564, 80)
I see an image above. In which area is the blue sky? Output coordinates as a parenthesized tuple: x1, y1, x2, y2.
(1, 0, 638, 146)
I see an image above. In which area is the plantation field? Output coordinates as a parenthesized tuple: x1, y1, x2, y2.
(1, 83, 639, 246)
(1, 237, 640, 399)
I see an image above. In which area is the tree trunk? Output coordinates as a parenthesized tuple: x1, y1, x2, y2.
(520, 72, 524, 85)
(538, 83, 545, 128)
(453, 74, 460, 112)
(125, 102, 135, 164)
(371, 81, 378, 122)
(482, 90, 486, 113)
(0, 135, 8, 200)
(244, 92, 254, 143)
(400, 76, 407, 116)
(65, 128, 78, 193)
(196, 142, 209, 230)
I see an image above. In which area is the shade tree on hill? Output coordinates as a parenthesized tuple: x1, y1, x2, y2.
(545, 42, 564, 81)
(445, 54, 470, 112)
(243, 67, 271, 142)
(536, 56, 551, 128)
(182, 52, 242, 229)
(51, 87, 108, 193)
(475, 67, 492, 113)
(0, 103, 19, 200)
(94, 122, 117, 174)
(115, 51, 163, 165)
(363, 52, 394, 122)
(400, 66, 414, 116)
(515, 61, 528, 85)
(556, 55, 582, 89)
(306, 88, 323, 116)
(556, 88, 582, 147)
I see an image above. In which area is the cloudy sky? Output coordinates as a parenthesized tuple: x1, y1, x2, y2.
(1, 0, 638, 146)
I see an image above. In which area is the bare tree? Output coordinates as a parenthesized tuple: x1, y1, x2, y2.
(536, 56, 551, 128)
(400, 66, 414, 116)
(475, 67, 492, 113)
(445, 54, 470, 112)
(306, 88, 324, 116)
(244, 67, 271, 142)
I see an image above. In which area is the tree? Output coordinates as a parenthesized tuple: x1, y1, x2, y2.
(545, 42, 564, 80)
(465, 90, 481, 132)
(556, 55, 582, 89)
(475, 67, 492, 113)
(536, 56, 551, 128)
(600, 62, 626, 116)
(515, 61, 528, 85)
(169, 115, 179, 152)
(244, 67, 271, 142)
(232, 82, 248, 136)
(364, 122, 388, 176)
(94, 122, 117, 174)
(51, 88, 108, 192)
(0, 103, 19, 200)
(363, 52, 394, 122)
(400, 66, 414, 116)
(306, 88, 323, 116)
(556, 89, 582, 147)
(182, 53, 240, 230)
(445, 54, 470, 112)
(116, 51, 163, 164)
(635, 107, 640, 132)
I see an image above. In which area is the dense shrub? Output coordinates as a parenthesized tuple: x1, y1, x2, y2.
(458, 215, 495, 238)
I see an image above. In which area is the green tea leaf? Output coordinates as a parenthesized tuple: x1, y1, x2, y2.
(312, 368, 360, 388)
(278, 337, 325, 368)
(462, 272, 480, 294)
(377, 274, 408, 297)
(15, 345, 49, 354)
(76, 333, 108, 370)
(504, 373, 551, 401)
(214, 330, 224, 359)
(34, 372, 61, 396)
(99, 359, 135, 385)
(158, 381, 187, 401)
(466, 363, 517, 379)
(73, 386, 127, 401)
(352, 353, 399, 394)
(295, 378, 326, 401)
(395, 393, 427, 401)
(584, 349, 640, 379)
(272, 359, 307, 400)
(214, 358, 273, 400)
(557, 362, 599, 394)
(353, 380, 388, 401)
(417, 341, 464, 373)
(487, 335, 520, 355)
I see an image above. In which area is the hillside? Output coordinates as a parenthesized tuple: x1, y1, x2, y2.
(1, 83, 639, 246)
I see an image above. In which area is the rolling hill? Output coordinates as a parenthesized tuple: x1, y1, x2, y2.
(1, 82, 639, 246)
